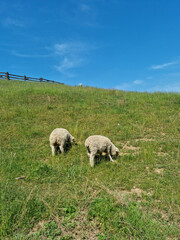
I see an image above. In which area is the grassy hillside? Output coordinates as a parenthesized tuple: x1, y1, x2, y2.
(0, 79, 180, 239)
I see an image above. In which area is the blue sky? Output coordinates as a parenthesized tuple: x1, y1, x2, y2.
(1, 0, 180, 92)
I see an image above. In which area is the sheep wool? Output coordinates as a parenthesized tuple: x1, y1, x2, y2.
(49, 128, 75, 156)
(85, 135, 119, 167)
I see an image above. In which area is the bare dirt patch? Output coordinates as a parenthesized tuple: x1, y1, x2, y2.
(146, 166, 151, 175)
(151, 209, 169, 221)
(146, 167, 164, 175)
(119, 141, 140, 156)
(135, 138, 155, 142)
(154, 168, 164, 174)
(130, 187, 146, 196)
(157, 152, 168, 157)
(30, 220, 49, 234)
(160, 132, 166, 136)
(99, 184, 152, 204)
(123, 141, 140, 151)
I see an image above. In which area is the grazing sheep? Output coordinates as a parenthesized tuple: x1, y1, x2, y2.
(85, 135, 119, 167)
(49, 128, 76, 156)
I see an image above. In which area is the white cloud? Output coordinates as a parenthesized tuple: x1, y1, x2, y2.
(53, 41, 90, 76)
(55, 57, 83, 76)
(151, 61, 177, 70)
(133, 80, 143, 85)
(54, 44, 67, 54)
(11, 50, 50, 58)
(54, 42, 86, 56)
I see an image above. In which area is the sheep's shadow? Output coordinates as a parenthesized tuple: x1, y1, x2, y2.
(93, 152, 118, 166)
(94, 154, 111, 165)
(55, 142, 74, 154)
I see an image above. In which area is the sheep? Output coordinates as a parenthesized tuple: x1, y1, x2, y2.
(49, 128, 76, 156)
(85, 135, 119, 167)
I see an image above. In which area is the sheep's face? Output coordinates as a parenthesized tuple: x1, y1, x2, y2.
(111, 146, 119, 157)
(71, 137, 76, 144)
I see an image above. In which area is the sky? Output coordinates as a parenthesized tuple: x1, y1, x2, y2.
(1, 0, 180, 92)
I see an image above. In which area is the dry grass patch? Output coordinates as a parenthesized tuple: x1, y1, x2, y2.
(146, 167, 164, 175)
(98, 183, 153, 205)
(157, 152, 169, 157)
(154, 168, 164, 174)
(135, 138, 155, 142)
(123, 141, 140, 151)
(119, 141, 140, 156)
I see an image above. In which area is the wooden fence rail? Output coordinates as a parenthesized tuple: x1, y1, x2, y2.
(0, 72, 63, 84)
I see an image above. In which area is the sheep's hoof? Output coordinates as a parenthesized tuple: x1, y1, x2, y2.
(90, 163, 95, 167)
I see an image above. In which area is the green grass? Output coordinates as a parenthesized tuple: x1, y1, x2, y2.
(0, 79, 180, 239)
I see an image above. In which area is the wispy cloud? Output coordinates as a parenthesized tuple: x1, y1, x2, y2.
(55, 57, 83, 77)
(133, 80, 143, 85)
(11, 50, 50, 58)
(150, 61, 177, 70)
(53, 41, 91, 76)
(54, 42, 86, 56)
(3, 17, 24, 27)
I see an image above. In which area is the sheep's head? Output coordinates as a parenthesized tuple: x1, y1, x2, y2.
(111, 145, 119, 157)
(70, 136, 77, 144)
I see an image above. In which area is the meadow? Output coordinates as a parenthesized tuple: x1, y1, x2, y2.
(0, 79, 180, 239)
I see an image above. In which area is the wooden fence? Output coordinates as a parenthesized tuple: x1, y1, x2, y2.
(0, 72, 63, 84)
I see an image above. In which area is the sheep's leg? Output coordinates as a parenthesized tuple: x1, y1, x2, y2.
(109, 154, 114, 162)
(51, 145, 55, 156)
(108, 146, 114, 162)
(90, 153, 95, 167)
(59, 145, 65, 153)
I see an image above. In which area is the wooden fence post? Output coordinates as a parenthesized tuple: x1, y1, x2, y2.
(24, 75, 26, 81)
(6, 72, 9, 80)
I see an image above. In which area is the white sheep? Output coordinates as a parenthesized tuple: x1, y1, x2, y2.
(85, 135, 119, 167)
(49, 128, 76, 156)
